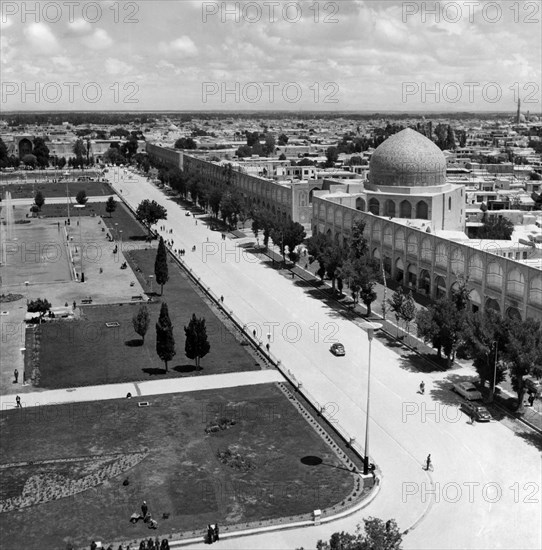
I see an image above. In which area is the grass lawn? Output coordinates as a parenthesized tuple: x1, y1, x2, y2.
(1, 180, 114, 200)
(0, 384, 362, 550)
(35, 247, 259, 388)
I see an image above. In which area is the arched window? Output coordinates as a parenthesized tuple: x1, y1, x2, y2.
(416, 201, 429, 219)
(400, 200, 412, 218)
(356, 197, 366, 211)
(385, 200, 396, 217)
(369, 198, 380, 215)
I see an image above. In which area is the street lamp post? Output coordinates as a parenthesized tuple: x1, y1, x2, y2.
(489, 341, 498, 403)
(360, 321, 382, 475)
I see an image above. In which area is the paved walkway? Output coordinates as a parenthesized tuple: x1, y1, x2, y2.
(0, 370, 283, 410)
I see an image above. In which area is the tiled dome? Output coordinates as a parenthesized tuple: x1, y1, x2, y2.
(369, 128, 446, 187)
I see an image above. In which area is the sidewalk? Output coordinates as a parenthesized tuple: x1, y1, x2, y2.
(0, 370, 283, 410)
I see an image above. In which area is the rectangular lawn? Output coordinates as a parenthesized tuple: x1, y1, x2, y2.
(0, 384, 361, 549)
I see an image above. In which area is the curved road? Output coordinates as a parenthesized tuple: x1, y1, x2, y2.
(109, 171, 540, 550)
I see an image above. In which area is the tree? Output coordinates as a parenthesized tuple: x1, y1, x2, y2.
(278, 133, 289, 146)
(155, 302, 175, 372)
(72, 139, 87, 168)
(105, 196, 117, 217)
(34, 191, 45, 211)
(501, 317, 542, 412)
(478, 215, 514, 240)
(22, 154, 37, 168)
(154, 237, 169, 295)
(0, 137, 8, 168)
(27, 298, 51, 323)
(103, 146, 126, 166)
(388, 287, 406, 337)
(349, 219, 368, 260)
(400, 291, 416, 344)
(325, 146, 339, 167)
(317, 517, 402, 550)
(136, 199, 167, 235)
(283, 221, 306, 264)
(33, 137, 50, 168)
(460, 309, 507, 400)
(184, 314, 211, 370)
(174, 137, 197, 149)
(416, 297, 466, 366)
(76, 190, 88, 205)
(132, 304, 150, 343)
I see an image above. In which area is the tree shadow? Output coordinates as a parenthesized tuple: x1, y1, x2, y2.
(125, 339, 143, 347)
(514, 430, 542, 452)
(142, 367, 167, 376)
(398, 351, 451, 374)
(173, 363, 199, 374)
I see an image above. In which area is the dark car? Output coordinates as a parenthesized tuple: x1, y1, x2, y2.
(330, 343, 345, 356)
(462, 402, 492, 422)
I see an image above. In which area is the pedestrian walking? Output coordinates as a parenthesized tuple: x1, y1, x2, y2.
(420, 381, 425, 395)
(141, 501, 148, 517)
(220, 295, 224, 303)
(213, 524, 219, 541)
(425, 454, 431, 471)
(207, 524, 214, 545)
(528, 393, 536, 407)
(206, 237, 209, 242)
(16, 396, 22, 409)
(14, 369, 18, 383)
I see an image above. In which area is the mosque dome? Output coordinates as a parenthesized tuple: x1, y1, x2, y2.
(369, 128, 447, 187)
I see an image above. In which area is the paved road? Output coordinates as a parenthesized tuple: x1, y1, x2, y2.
(103, 172, 541, 550)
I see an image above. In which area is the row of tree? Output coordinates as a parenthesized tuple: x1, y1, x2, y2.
(413, 280, 542, 409)
(306, 220, 382, 314)
(133, 302, 211, 372)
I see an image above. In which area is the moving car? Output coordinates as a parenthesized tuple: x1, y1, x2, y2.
(452, 381, 482, 401)
(462, 402, 492, 422)
(330, 343, 345, 356)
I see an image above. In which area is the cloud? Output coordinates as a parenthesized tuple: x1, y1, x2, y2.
(159, 35, 198, 57)
(105, 58, 133, 76)
(82, 29, 113, 50)
(65, 18, 93, 36)
(24, 23, 60, 55)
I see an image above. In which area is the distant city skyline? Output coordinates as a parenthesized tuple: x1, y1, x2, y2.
(1, 0, 541, 112)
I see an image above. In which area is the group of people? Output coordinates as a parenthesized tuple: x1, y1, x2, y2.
(207, 523, 219, 544)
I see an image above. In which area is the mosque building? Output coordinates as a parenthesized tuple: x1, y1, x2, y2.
(312, 129, 542, 321)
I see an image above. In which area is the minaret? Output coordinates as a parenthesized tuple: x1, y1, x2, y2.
(516, 98, 521, 124)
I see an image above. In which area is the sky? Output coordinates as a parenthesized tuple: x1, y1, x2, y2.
(1, 0, 541, 112)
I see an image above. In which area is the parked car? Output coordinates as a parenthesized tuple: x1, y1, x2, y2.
(462, 402, 492, 422)
(330, 343, 345, 356)
(452, 381, 482, 401)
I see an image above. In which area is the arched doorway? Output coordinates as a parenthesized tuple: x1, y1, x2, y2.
(407, 264, 417, 288)
(485, 298, 501, 315)
(385, 200, 396, 217)
(435, 275, 447, 299)
(369, 198, 380, 215)
(419, 269, 431, 295)
(395, 257, 404, 283)
(416, 200, 429, 219)
(506, 307, 521, 321)
(19, 138, 33, 158)
(356, 197, 366, 211)
(400, 200, 412, 218)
